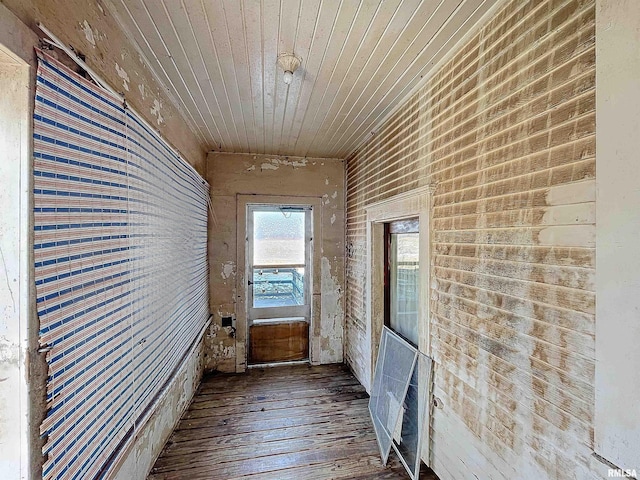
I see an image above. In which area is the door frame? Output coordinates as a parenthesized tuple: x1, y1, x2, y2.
(236, 194, 323, 372)
(0, 40, 33, 479)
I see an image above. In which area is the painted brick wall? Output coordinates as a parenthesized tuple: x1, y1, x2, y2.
(345, 0, 598, 478)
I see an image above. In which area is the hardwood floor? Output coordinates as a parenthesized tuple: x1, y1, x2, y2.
(149, 363, 438, 480)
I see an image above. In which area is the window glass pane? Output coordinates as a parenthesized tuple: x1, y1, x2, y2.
(389, 232, 419, 345)
(253, 267, 305, 308)
(369, 327, 418, 464)
(252, 209, 306, 308)
(253, 211, 305, 265)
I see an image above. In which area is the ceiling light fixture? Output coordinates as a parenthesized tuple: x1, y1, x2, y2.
(277, 53, 301, 85)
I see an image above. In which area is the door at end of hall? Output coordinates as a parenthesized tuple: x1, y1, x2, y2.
(247, 204, 312, 365)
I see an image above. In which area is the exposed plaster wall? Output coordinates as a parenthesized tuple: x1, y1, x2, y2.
(0, 0, 207, 173)
(205, 153, 345, 372)
(111, 338, 205, 480)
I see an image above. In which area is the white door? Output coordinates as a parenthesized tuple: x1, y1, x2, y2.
(247, 205, 312, 364)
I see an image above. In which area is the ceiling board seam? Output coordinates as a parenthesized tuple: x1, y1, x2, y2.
(240, 0, 260, 154)
(263, 0, 279, 152)
(181, 0, 233, 150)
(275, 0, 304, 153)
(160, 0, 224, 147)
(221, 0, 252, 153)
(322, 0, 447, 157)
(277, 84, 291, 154)
(259, 0, 281, 155)
(298, 0, 369, 157)
(289, 0, 332, 151)
(289, 0, 346, 154)
(270, 0, 283, 154)
(342, 0, 506, 160)
(272, 0, 301, 153)
(200, 0, 244, 150)
(281, 0, 324, 154)
(102, 0, 208, 149)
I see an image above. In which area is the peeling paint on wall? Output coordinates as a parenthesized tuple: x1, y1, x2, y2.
(221, 261, 235, 280)
(259, 157, 309, 171)
(2, 0, 207, 178)
(151, 98, 164, 125)
(209, 341, 235, 359)
(260, 162, 278, 170)
(80, 20, 96, 47)
(204, 323, 236, 371)
(320, 257, 344, 364)
(114, 62, 129, 91)
(207, 322, 222, 339)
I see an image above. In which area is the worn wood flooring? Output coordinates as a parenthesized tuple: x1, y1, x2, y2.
(149, 363, 438, 480)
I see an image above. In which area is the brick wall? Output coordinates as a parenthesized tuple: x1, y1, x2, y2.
(345, 0, 599, 478)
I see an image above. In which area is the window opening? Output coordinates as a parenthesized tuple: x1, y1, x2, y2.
(385, 218, 420, 346)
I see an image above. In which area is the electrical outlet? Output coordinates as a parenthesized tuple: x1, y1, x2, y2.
(221, 316, 233, 327)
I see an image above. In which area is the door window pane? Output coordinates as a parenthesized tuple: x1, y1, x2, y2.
(389, 231, 419, 345)
(252, 267, 305, 307)
(253, 211, 305, 265)
(252, 210, 306, 308)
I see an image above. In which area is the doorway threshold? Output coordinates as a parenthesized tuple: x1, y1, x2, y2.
(247, 359, 310, 369)
(252, 316, 306, 325)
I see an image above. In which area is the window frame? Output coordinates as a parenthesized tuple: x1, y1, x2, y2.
(384, 218, 420, 347)
(364, 187, 432, 392)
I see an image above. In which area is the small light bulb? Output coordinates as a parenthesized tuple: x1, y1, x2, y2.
(283, 70, 293, 85)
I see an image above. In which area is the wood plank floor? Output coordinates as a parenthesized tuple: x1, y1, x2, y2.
(149, 363, 439, 480)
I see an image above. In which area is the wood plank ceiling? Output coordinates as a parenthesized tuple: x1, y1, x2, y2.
(105, 0, 496, 158)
